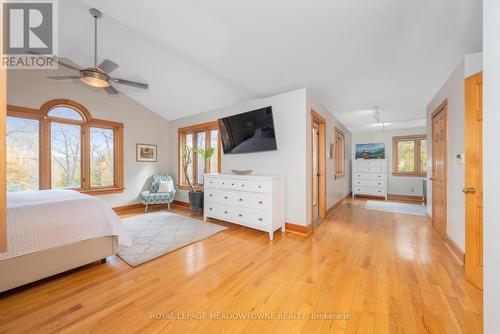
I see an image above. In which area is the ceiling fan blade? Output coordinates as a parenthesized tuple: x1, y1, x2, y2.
(57, 60, 82, 72)
(46, 76, 81, 80)
(97, 59, 119, 74)
(111, 78, 149, 89)
(104, 85, 119, 95)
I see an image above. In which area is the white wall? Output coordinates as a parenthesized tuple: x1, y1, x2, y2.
(352, 127, 427, 197)
(170, 89, 309, 226)
(7, 68, 171, 207)
(483, 1, 500, 331)
(306, 92, 352, 217)
(169, 88, 353, 227)
(426, 53, 482, 251)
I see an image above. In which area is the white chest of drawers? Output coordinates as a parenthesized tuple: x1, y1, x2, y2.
(204, 174, 286, 240)
(352, 159, 387, 199)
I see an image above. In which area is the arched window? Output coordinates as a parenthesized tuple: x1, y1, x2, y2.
(6, 99, 124, 194)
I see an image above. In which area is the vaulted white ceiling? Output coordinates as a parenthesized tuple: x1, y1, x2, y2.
(57, 0, 482, 130)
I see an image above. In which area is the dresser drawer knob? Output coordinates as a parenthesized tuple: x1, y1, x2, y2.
(238, 214, 243, 217)
(258, 185, 262, 188)
(224, 196, 228, 199)
(222, 182, 225, 185)
(209, 194, 213, 197)
(232, 183, 235, 186)
(209, 208, 212, 211)
(259, 201, 263, 204)
(239, 198, 243, 202)
(258, 218, 263, 221)
(224, 211, 228, 214)
(241, 184, 245, 187)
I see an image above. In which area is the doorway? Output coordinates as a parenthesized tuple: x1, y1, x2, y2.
(310, 110, 326, 227)
(431, 101, 448, 237)
(464, 71, 483, 289)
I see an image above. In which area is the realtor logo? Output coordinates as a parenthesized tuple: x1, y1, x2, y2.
(2, 0, 58, 69)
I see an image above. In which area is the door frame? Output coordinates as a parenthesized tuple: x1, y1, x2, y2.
(431, 99, 448, 237)
(310, 109, 326, 227)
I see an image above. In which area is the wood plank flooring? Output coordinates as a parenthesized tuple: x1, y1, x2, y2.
(0, 200, 482, 333)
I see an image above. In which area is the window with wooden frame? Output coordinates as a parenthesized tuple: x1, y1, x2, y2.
(392, 134, 427, 176)
(178, 121, 221, 190)
(334, 128, 345, 178)
(6, 99, 124, 195)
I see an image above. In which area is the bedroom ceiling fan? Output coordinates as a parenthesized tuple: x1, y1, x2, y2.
(47, 8, 149, 95)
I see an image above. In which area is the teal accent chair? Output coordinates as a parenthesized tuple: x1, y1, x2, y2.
(139, 175, 176, 212)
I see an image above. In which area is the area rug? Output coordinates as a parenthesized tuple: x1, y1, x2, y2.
(118, 211, 227, 266)
(364, 200, 426, 216)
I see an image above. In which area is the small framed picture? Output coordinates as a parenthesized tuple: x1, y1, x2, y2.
(136, 143, 157, 162)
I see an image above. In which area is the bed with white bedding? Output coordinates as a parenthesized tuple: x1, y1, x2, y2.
(0, 190, 131, 292)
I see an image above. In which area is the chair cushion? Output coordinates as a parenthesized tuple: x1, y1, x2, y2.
(158, 180, 174, 193)
(150, 175, 174, 193)
(139, 190, 175, 205)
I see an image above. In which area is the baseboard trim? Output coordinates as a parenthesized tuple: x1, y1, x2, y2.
(172, 200, 189, 208)
(387, 194, 424, 203)
(285, 223, 312, 235)
(425, 211, 465, 266)
(353, 194, 385, 200)
(327, 192, 352, 217)
(113, 203, 144, 214)
(445, 235, 465, 265)
(113, 202, 183, 214)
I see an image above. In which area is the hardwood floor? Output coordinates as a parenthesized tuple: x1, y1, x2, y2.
(0, 200, 482, 333)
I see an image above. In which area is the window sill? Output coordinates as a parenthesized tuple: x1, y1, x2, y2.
(79, 187, 125, 195)
(392, 172, 426, 177)
(177, 184, 204, 191)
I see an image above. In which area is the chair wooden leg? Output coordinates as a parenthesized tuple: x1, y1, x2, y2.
(168, 203, 171, 211)
(144, 204, 148, 213)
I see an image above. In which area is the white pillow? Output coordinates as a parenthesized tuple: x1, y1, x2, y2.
(158, 180, 174, 193)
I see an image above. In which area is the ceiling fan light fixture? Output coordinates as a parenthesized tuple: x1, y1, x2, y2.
(80, 69, 110, 88)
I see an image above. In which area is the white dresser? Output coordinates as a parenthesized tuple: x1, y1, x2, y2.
(352, 159, 387, 199)
(204, 174, 286, 240)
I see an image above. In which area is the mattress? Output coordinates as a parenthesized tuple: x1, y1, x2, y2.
(1, 189, 131, 260)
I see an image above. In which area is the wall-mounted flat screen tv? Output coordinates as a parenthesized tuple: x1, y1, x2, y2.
(218, 106, 277, 154)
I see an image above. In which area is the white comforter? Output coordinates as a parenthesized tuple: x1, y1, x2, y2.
(1, 190, 132, 260)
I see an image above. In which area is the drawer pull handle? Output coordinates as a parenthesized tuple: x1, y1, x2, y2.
(209, 194, 213, 197)
(232, 183, 235, 186)
(241, 184, 245, 187)
(209, 181, 212, 184)
(239, 198, 243, 202)
(259, 201, 263, 204)
(238, 214, 243, 217)
(222, 182, 225, 185)
(209, 208, 212, 211)
(224, 196, 228, 199)
(224, 211, 228, 214)
(258, 185, 262, 188)
(258, 218, 263, 221)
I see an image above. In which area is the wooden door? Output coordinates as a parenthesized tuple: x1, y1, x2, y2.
(465, 72, 483, 289)
(312, 122, 319, 224)
(310, 110, 326, 227)
(431, 103, 447, 237)
(0, 3, 6, 252)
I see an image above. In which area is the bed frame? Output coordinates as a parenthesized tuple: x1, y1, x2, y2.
(0, 236, 118, 293)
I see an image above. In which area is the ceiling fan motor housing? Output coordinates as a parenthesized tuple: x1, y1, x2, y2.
(80, 68, 110, 88)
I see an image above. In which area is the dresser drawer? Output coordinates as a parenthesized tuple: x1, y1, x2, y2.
(204, 203, 271, 229)
(354, 179, 385, 187)
(355, 160, 386, 167)
(205, 189, 272, 211)
(354, 166, 386, 173)
(354, 172, 385, 180)
(205, 178, 271, 194)
(354, 186, 386, 196)
(232, 207, 271, 229)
